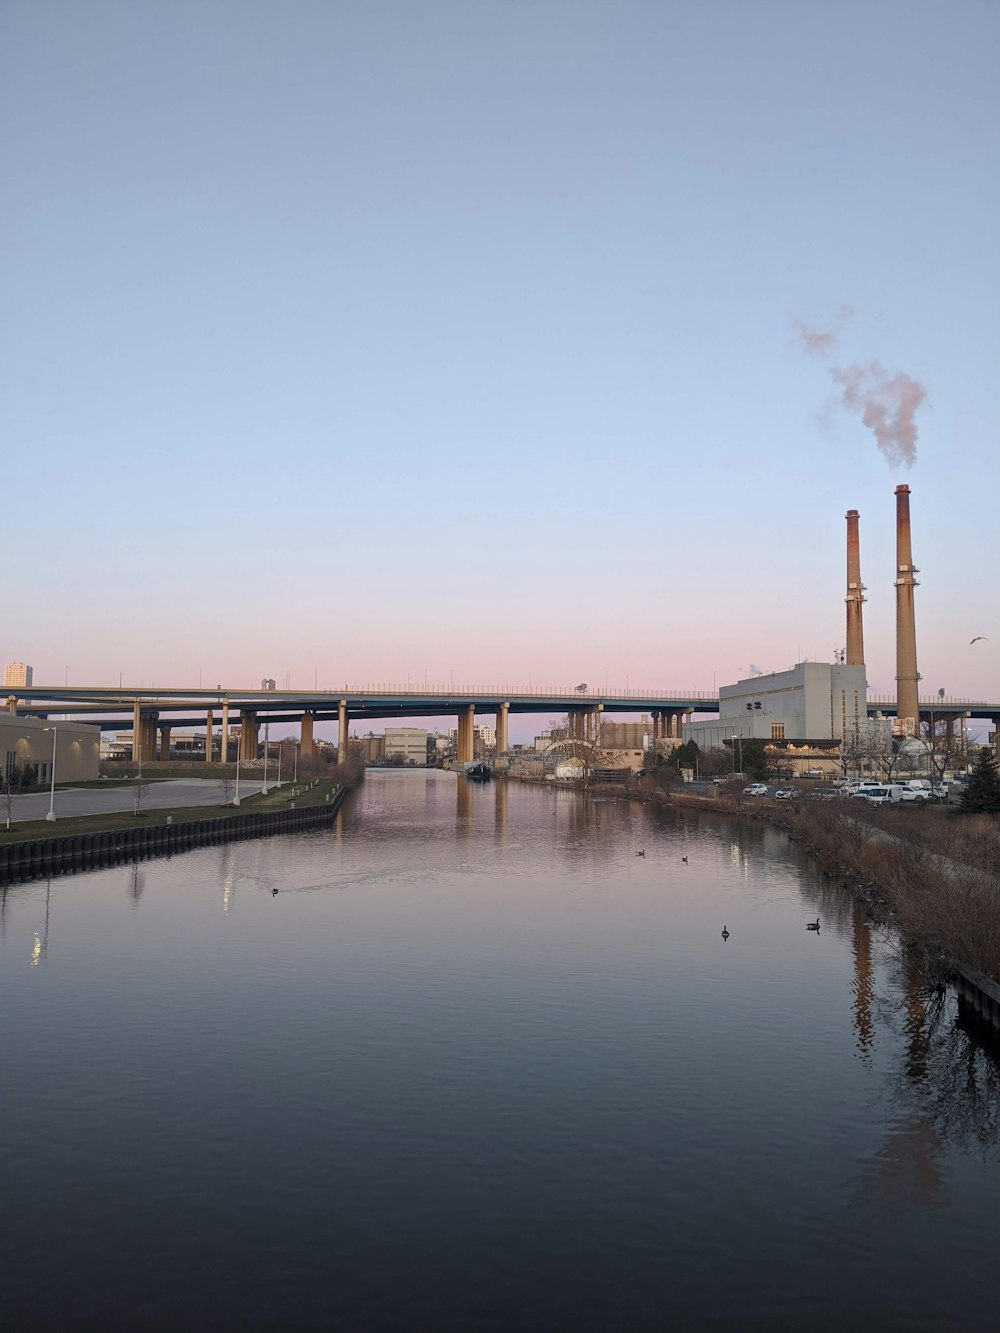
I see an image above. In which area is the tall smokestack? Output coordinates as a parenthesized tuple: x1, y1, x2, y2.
(894, 485, 920, 733)
(845, 509, 865, 666)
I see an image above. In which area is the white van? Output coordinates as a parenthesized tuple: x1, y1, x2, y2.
(859, 785, 892, 807)
(887, 784, 928, 805)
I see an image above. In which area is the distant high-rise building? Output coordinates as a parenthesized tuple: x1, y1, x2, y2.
(3, 662, 33, 688)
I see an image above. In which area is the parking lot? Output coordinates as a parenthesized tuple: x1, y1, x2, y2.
(4, 778, 270, 825)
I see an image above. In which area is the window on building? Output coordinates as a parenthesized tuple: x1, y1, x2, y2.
(771, 723, 785, 740)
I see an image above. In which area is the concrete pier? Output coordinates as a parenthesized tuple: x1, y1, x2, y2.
(338, 700, 349, 764)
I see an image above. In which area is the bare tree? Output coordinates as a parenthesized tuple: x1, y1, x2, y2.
(842, 723, 905, 783)
(546, 713, 606, 788)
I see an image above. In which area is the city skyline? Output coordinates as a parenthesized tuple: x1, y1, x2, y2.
(3, 2, 997, 714)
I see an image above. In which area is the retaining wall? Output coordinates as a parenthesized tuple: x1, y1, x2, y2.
(0, 788, 348, 886)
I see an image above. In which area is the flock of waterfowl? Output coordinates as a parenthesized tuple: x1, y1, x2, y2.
(633, 847, 820, 943)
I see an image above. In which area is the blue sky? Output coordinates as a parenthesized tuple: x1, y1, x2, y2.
(3, 0, 998, 738)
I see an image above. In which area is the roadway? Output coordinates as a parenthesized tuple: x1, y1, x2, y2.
(6, 778, 272, 824)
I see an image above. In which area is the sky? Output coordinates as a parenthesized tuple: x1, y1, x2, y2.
(2, 0, 998, 742)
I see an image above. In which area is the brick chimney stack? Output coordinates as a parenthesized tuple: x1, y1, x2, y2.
(845, 509, 865, 666)
(894, 485, 920, 733)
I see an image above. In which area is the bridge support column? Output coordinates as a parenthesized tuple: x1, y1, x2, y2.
(300, 711, 315, 757)
(993, 716, 1000, 760)
(457, 704, 475, 765)
(133, 706, 158, 764)
(204, 709, 214, 762)
(496, 703, 509, 755)
(338, 700, 349, 764)
(220, 699, 230, 762)
(144, 713, 158, 761)
(159, 724, 171, 761)
(590, 704, 603, 743)
(239, 712, 258, 761)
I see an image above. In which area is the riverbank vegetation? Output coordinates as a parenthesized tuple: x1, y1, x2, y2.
(778, 799, 1000, 984)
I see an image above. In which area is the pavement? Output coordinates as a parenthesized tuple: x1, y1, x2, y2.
(6, 778, 275, 825)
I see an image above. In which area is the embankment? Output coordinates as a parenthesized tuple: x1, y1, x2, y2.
(0, 785, 350, 886)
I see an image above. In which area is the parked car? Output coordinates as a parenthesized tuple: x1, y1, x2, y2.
(743, 784, 769, 796)
(774, 788, 801, 800)
(887, 785, 927, 805)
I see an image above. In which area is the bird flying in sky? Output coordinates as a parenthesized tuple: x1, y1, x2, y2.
(970, 636, 987, 644)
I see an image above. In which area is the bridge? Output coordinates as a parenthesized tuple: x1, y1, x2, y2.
(6, 684, 999, 767)
(6, 683, 719, 765)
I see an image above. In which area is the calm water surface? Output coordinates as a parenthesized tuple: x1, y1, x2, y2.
(2, 771, 998, 1331)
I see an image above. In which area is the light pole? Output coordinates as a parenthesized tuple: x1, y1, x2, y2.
(233, 751, 241, 806)
(42, 726, 58, 821)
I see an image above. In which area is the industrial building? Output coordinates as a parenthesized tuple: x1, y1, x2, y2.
(684, 661, 868, 750)
(384, 727, 430, 765)
(2, 714, 100, 785)
(684, 486, 932, 772)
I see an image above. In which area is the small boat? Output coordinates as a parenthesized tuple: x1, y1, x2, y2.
(466, 761, 493, 780)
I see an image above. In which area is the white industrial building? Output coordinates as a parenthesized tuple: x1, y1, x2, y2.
(384, 727, 430, 765)
(683, 662, 868, 750)
(2, 714, 101, 785)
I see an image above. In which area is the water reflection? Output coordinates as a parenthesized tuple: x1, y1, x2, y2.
(2, 771, 999, 1332)
(455, 776, 472, 834)
(494, 778, 508, 842)
(851, 896, 876, 1062)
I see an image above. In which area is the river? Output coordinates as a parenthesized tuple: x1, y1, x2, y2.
(1, 770, 998, 1331)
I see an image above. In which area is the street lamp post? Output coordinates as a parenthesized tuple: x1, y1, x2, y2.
(42, 726, 58, 821)
(233, 752, 241, 806)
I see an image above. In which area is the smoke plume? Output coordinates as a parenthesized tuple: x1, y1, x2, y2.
(796, 313, 927, 468)
(829, 361, 926, 468)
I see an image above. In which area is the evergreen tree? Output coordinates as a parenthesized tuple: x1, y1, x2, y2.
(668, 740, 700, 771)
(741, 739, 771, 783)
(959, 749, 1000, 814)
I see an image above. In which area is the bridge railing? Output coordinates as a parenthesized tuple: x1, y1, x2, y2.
(867, 696, 991, 708)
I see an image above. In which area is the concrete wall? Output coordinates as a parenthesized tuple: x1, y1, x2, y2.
(2, 715, 101, 785)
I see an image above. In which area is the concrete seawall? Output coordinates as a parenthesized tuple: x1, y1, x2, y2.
(0, 787, 349, 886)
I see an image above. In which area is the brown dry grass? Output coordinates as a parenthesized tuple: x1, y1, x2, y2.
(784, 801, 1000, 982)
